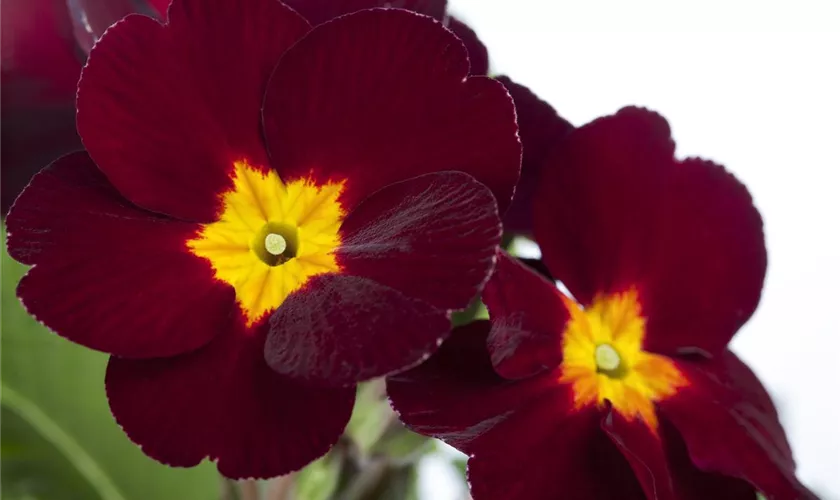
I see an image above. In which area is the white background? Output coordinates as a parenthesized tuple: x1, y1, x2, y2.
(422, 1, 840, 498)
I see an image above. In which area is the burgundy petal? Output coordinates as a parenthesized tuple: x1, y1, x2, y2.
(641, 158, 766, 356)
(482, 251, 568, 379)
(77, 0, 310, 221)
(106, 324, 355, 479)
(660, 351, 817, 499)
(602, 409, 676, 500)
(497, 76, 573, 234)
(283, 0, 447, 25)
(266, 274, 451, 387)
(663, 420, 758, 500)
(533, 108, 765, 356)
(469, 405, 647, 500)
(6, 152, 234, 358)
(263, 8, 520, 214)
(445, 16, 489, 75)
(387, 321, 557, 454)
(338, 171, 501, 311)
(0, 0, 83, 213)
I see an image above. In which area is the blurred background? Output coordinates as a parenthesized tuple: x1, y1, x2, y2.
(2, 0, 839, 499)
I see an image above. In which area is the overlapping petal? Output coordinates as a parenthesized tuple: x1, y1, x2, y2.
(387, 321, 557, 453)
(497, 76, 573, 234)
(7, 153, 234, 357)
(262, 8, 520, 214)
(481, 251, 568, 379)
(468, 405, 647, 500)
(660, 352, 815, 499)
(266, 274, 450, 386)
(663, 421, 758, 500)
(107, 324, 356, 479)
(337, 171, 500, 311)
(602, 410, 675, 500)
(283, 0, 446, 25)
(77, 0, 311, 221)
(445, 16, 489, 75)
(533, 108, 766, 356)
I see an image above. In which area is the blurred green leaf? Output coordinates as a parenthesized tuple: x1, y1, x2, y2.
(1, 229, 218, 500)
(345, 381, 391, 454)
(451, 457, 468, 478)
(294, 448, 344, 500)
(370, 429, 433, 465)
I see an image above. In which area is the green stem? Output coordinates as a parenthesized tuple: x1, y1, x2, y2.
(1, 383, 127, 500)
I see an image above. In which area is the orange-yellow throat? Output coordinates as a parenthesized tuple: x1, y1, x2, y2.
(188, 161, 345, 326)
(559, 289, 687, 431)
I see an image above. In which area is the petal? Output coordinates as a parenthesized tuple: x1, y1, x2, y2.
(659, 351, 817, 499)
(106, 325, 355, 479)
(602, 410, 676, 500)
(533, 108, 766, 356)
(386, 321, 557, 454)
(263, 8, 520, 214)
(0, 0, 80, 100)
(283, 0, 447, 25)
(445, 16, 489, 75)
(0, 0, 83, 213)
(338, 171, 501, 311)
(469, 405, 646, 500)
(482, 251, 568, 379)
(642, 158, 766, 355)
(77, 0, 310, 221)
(266, 274, 451, 387)
(497, 76, 573, 234)
(663, 420, 758, 500)
(6, 152, 234, 358)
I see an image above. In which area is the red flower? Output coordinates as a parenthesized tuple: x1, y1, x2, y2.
(6, 0, 520, 479)
(389, 108, 816, 499)
(0, 0, 165, 214)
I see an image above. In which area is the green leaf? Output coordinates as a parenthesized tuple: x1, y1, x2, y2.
(345, 381, 391, 454)
(1, 229, 218, 500)
(294, 448, 344, 500)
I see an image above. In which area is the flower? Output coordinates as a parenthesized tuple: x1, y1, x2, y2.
(6, 0, 520, 479)
(282, 0, 489, 75)
(0, 0, 165, 214)
(388, 108, 817, 499)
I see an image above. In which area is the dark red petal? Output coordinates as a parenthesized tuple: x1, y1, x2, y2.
(77, 0, 310, 221)
(602, 410, 675, 500)
(6, 152, 234, 358)
(533, 107, 674, 305)
(481, 251, 568, 379)
(338, 171, 501, 311)
(497, 76, 573, 234)
(283, 0, 447, 25)
(106, 325, 355, 479)
(0, 0, 82, 213)
(663, 420, 758, 500)
(469, 405, 646, 500)
(266, 274, 451, 387)
(445, 16, 489, 76)
(533, 108, 766, 355)
(660, 351, 817, 499)
(263, 8, 520, 214)
(0, 0, 80, 99)
(641, 158, 766, 355)
(387, 321, 557, 454)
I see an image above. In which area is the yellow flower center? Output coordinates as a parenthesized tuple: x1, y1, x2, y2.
(187, 161, 345, 326)
(559, 289, 687, 430)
